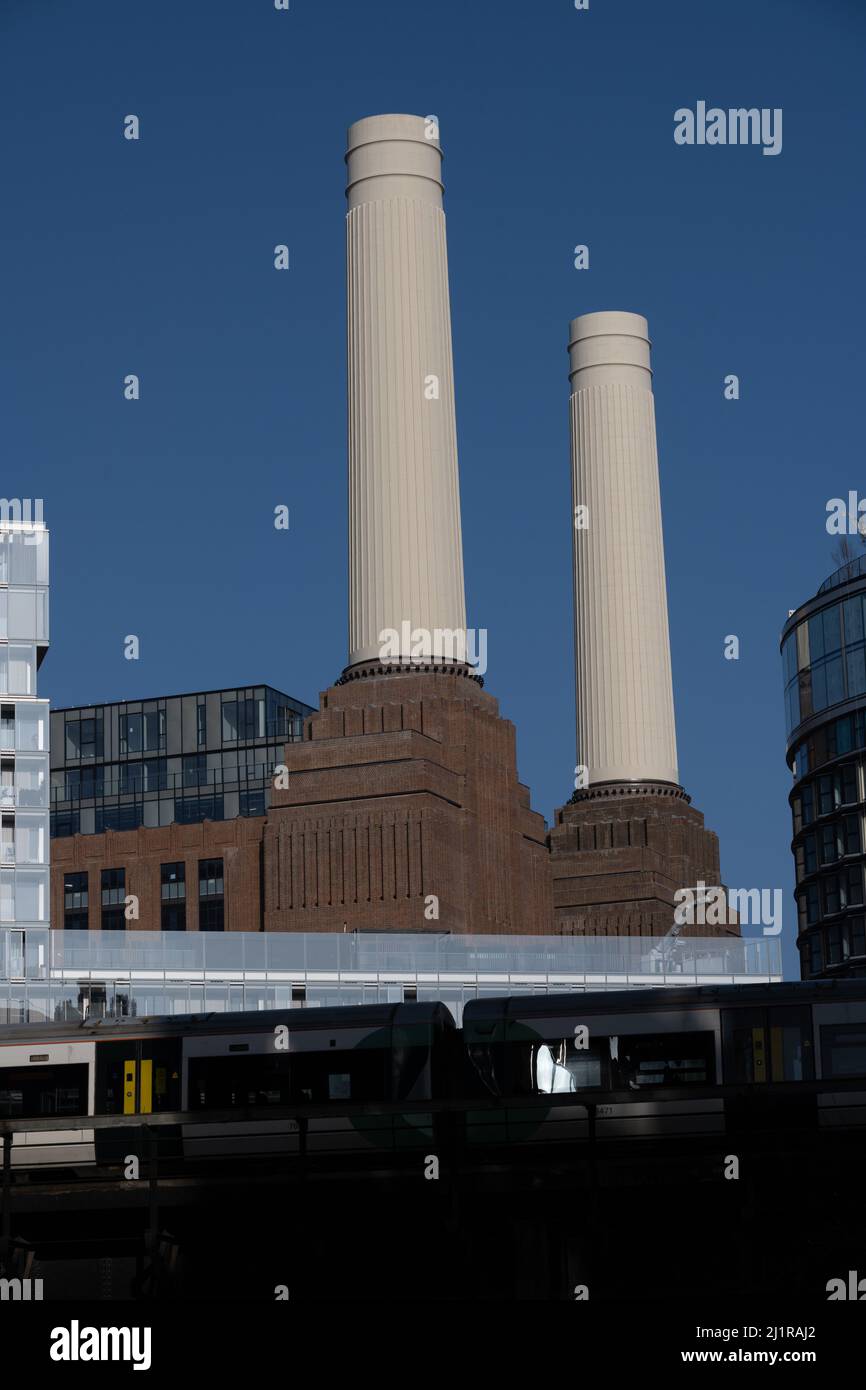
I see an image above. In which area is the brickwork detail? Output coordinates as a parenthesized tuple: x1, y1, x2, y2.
(549, 789, 739, 938)
(51, 819, 264, 933)
(263, 671, 551, 934)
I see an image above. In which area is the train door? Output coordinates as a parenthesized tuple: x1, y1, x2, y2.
(722, 1005, 815, 1083)
(94, 1038, 182, 1164)
(95, 1040, 181, 1115)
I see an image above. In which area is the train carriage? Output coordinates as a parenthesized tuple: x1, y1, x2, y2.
(460, 979, 866, 1146)
(2, 982, 866, 1173)
(0, 1001, 456, 1170)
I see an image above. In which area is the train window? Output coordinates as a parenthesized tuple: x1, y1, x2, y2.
(291, 1046, 389, 1104)
(188, 1055, 292, 1110)
(723, 1006, 814, 1083)
(187, 1048, 390, 1108)
(610, 1033, 715, 1089)
(464, 1038, 505, 1098)
(392, 1026, 433, 1102)
(820, 1023, 866, 1078)
(504, 1030, 715, 1096)
(0, 1064, 88, 1118)
(504, 1036, 608, 1095)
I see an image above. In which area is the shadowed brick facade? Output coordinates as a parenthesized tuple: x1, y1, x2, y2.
(52, 818, 264, 933)
(549, 785, 736, 938)
(50, 700, 739, 939)
(263, 671, 551, 934)
(51, 672, 552, 936)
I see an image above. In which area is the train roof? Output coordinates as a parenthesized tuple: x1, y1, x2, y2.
(0, 1000, 455, 1045)
(461, 978, 866, 1021)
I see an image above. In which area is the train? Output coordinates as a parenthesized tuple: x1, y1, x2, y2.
(0, 978, 864, 1169)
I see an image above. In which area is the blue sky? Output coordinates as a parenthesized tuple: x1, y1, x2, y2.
(2, 0, 864, 976)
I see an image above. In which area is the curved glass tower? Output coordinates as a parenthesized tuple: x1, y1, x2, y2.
(782, 557, 866, 978)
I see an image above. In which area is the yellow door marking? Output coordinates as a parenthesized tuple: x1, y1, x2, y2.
(140, 1058, 153, 1114)
(123, 1060, 136, 1115)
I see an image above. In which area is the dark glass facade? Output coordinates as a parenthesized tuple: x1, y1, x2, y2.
(782, 565, 866, 978)
(50, 685, 313, 839)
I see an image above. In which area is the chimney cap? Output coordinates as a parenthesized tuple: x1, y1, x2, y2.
(568, 311, 653, 382)
(345, 113, 444, 208)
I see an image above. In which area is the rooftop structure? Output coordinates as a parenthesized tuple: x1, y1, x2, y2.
(0, 928, 782, 1025)
(50, 685, 314, 838)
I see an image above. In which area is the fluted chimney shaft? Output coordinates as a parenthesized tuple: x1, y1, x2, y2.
(345, 114, 467, 671)
(569, 311, 679, 787)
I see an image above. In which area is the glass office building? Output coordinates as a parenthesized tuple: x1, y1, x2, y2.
(782, 556, 866, 978)
(0, 520, 50, 951)
(50, 685, 314, 838)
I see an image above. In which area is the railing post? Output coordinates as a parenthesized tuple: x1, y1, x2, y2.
(144, 1123, 160, 1299)
(0, 1130, 12, 1272)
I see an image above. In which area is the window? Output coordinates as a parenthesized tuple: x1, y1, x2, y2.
(199, 858, 224, 932)
(820, 824, 837, 866)
(119, 711, 163, 755)
(175, 794, 223, 825)
(803, 834, 817, 874)
(818, 775, 834, 817)
(844, 596, 866, 644)
(839, 763, 859, 806)
(51, 811, 80, 838)
(15, 813, 46, 864)
(821, 1023, 866, 1078)
(199, 899, 224, 931)
(199, 858, 223, 897)
(239, 789, 266, 817)
(845, 865, 864, 908)
(161, 863, 185, 899)
(0, 759, 12, 810)
(95, 805, 143, 834)
(188, 1047, 390, 1110)
(799, 883, 819, 927)
(844, 813, 862, 856)
(182, 754, 208, 788)
(66, 764, 105, 800)
(7, 589, 42, 640)
(161, 862, 186, 931)
(64, 871, 88, 929)
(144, 710, 165, 751)
(16, 705, 45, 754)
(161, 902, 186, 931)
(847, 645, 866, 699)
(808, 932, 823, 975)
(65, 716, 101, 760)
(0, 1065, 88, 1119)
(101, 868, 126, 931)
(221, 697, 266, 743)
(119, 714, 142, 755)
(0, 707, 13, 752)
(197, 703, 207, 747)
(117, 758, 166, 794)
(7, 644, 36, 696)
(799, 785, 814, 828)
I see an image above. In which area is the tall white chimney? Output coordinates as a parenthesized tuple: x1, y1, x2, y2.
(344, 114, 467, 672)
(568, 311, 679, 788)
